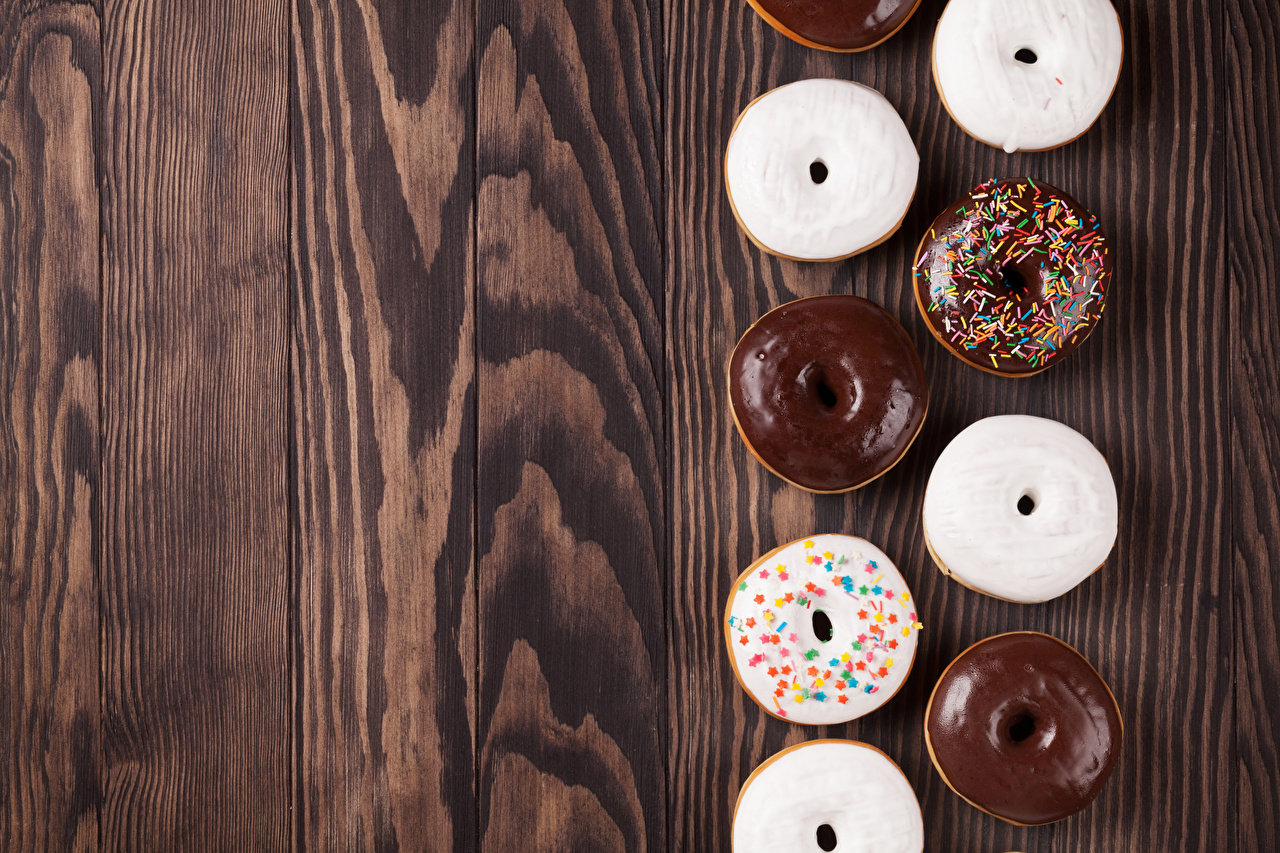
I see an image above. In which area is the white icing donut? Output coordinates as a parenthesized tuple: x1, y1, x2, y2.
(733, 740, 924, 853)
(922, 415, 1118, 603)
(724, 79, 919, 261)
(724, 534, 922, 725)
(932, 0, 1123, 152)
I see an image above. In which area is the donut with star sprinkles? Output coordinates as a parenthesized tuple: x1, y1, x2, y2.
(724, 534, 922, 725)
(912, 178, 1112, 376)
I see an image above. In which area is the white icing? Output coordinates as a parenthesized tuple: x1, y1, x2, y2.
(923, 415, 1118, 603)
(724, 79, 919, 260)
(726, 534, 921, 725)
(932, 0, 1123, 152)
(733, 741, 924, 853)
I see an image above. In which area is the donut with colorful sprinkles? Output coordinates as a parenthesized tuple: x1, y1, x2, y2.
(733, 740, 924, 853)
(724, 534, 922, 725)
(912, 178, 1112, 376)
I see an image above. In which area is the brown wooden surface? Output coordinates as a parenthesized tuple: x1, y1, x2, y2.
(1, 0, 1276, 850)
(1228, 0, 1280, 847)
(289, 0, 476, 847)
(0, 3, 101, 850)
(99, 0, 291, 847)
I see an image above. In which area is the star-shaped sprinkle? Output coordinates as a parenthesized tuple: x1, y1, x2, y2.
(753, 594, 765, 604)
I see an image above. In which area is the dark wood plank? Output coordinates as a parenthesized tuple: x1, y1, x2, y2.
(666, 0, 1231, 851)
(289, 0, 477, 847)
(474, 0, 666, 848)
(99, 0, 290, 846)
(1227, 0, 1280, 845)
(0, 3, 101, 850)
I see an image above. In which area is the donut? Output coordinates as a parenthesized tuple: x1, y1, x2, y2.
(733, 740, 923, 853)
(725, 79, 918, 261)
(932, 0, 1123, 152)
(925, 632, 1122, 825)
(912, 178, 1112, 376)
(746, 0, 924, 52)
(724, 534, 923, 725)
(729, 295, 928, 493)
(922, 415, 1117, 603)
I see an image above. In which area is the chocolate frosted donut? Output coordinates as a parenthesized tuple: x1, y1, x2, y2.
(729, 295, 928, 493)
(913, 178, 1112, 376)
(925, 632, 1123, 826)
(748, 0, 924, 52)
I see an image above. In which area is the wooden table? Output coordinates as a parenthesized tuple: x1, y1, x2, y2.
(2, 0, 1277, 849)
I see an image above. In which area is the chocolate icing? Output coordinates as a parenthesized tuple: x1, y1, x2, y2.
(926, 632, 1122, 825)
(913, 178, 1111, 375)
(728, 295, 927, 492)
(752, 0, 920, 50)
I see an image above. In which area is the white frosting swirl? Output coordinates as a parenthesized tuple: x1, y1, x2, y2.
(733, 740, 924, 853)
(923, 415, 1118, 603)
(932, 0, 1123, 152)
(724, 79, 919, 260)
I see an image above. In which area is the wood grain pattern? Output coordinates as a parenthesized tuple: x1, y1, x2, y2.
(1227, 0, 1280, 844)
(289, 0, 477, 847)
(666, 0, 1231, 850)
(474, 0, 666, 847)
(0, 4, 101, 850)
(2, 0, 1276, 848)
(99, 0, 290, 846)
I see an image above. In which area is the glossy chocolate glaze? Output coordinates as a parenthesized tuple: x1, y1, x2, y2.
(926, 632, 1122, 825)
(729, 295, 927, 492)
(913, 178, 1111, 375)
(753, 0, 919, 50)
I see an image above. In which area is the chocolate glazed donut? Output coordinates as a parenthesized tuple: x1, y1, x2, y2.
(913, 178, 1112, 376)
(925, 632, 1123, 826)
(728, 295, 928, 493)
(747, 0, 925, 52)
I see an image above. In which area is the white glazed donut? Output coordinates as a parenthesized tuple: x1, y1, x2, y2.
(922, 415, 1118, 603)
(932, 0, 1123, 152)
(724, 534, 923, 725)
(733, 740, 924, 853)
(724, 79, 919, 261)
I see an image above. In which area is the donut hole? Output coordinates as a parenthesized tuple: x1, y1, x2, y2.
(1017, 491, 1037, 516)
(812, 609, 834, 643)
(809, 159, 829, 184)
(1014, 47, 1038, 64)
(814, 378, 838, 409)
(1008, 713, 1037, 743)
(816, 823, 838, 851)
(1000, 263, 1029, 295)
